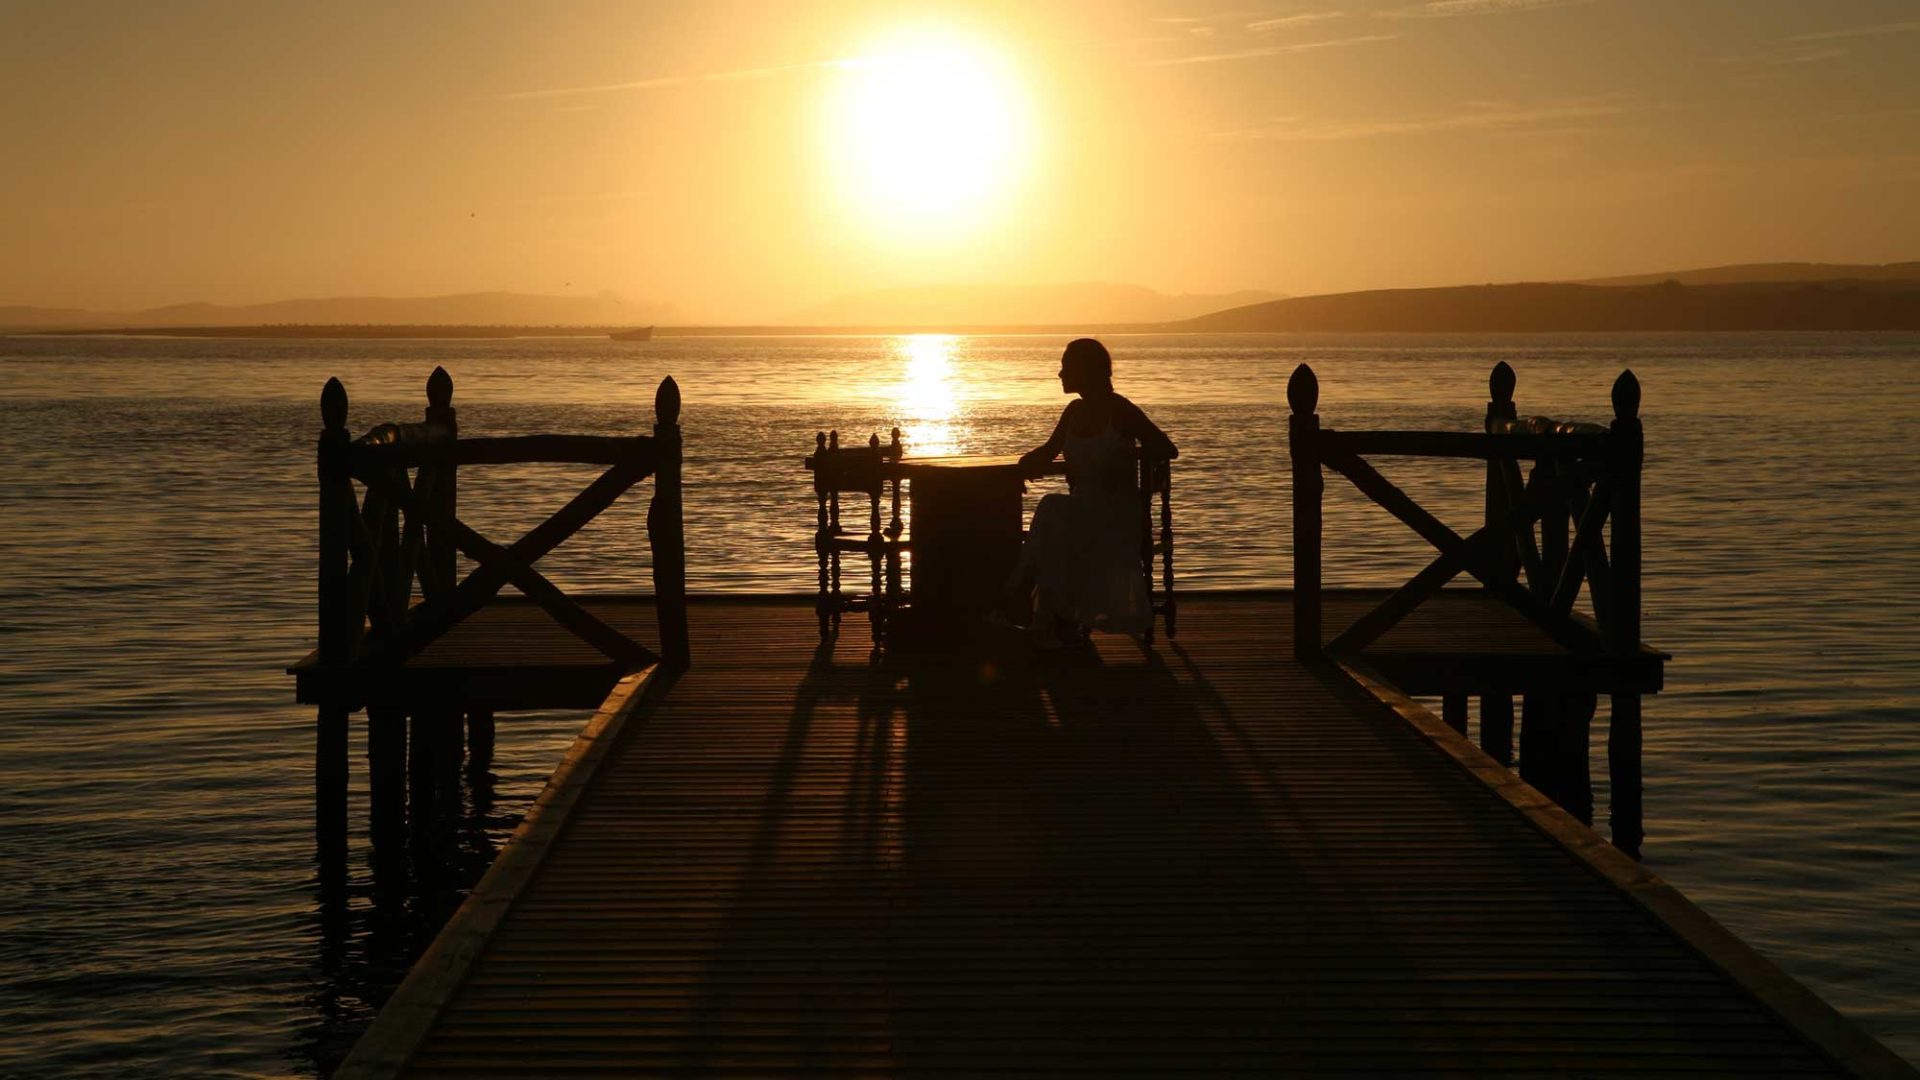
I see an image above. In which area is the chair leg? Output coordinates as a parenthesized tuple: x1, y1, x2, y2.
(816, 533, 830, 638)
(830, 549, 843, 631)
(869, 548, 883, 644)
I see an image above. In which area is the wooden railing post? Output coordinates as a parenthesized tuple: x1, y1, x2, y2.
(424, 365, 457, 599)
(1485, 361, 1519, 579)
(315, 377, 352, 861)
(1480, 362, 1519, 763)
(372, 461, 405, 634)
(650, 376, 691, 669)
(1518, 369, 1570, 794)
(1288, 364, 1322, 660)
(1607, 369, 1645, 858)
(318, 378, 353, 664)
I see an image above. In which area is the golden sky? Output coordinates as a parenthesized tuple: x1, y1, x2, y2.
(2, 0, 1916, 320)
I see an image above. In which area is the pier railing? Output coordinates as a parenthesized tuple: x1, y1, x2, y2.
(1288, 361, 1648, 855)
(315, 368, 690, 677)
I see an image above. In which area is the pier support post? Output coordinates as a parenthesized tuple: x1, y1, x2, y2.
(1609, 693, 1644, 858)
(1518, 694, 1555, 797)
(1520, 692, 1596, 825)
(1479, 693, 1514, 766)
(315, 706, 349, 870)
(408, 710, 435, 835)
(1559, 692, 1596, 826)
(467, 708, 495, 773)
(1442, 694, 1468, 736)
(431, 708, 463, 818)
(367, 706, 407, 843)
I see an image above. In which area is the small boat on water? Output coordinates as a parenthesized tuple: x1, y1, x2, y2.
(610, 326, 654, 341)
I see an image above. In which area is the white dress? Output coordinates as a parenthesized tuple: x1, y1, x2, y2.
(1018, 416, 1152, 635)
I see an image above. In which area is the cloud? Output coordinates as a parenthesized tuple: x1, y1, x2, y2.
(1717, 16, 1919, 67)
(1788, 18, 1920, 43)
(1145, 33, 1395, 66)
(1720, 44, 1846, 67)
(1246, 11, 1347, 32)
(1390, 0, 1596, 16)
(497, 59, 843, 101)
(1212, 96, 1635, 139)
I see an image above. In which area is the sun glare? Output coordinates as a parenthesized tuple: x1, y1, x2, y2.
(824, 30, 1032, 240)
(894, 334, 963, 455)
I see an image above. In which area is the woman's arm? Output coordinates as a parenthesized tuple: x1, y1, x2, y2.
(1019, 401, 1076, 473)
(1116, 396, 1178, 460)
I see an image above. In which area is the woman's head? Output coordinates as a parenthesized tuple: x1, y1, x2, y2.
(1058, 338, 1113, 397)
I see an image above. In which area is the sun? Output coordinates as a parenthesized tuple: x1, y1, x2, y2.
(823, 29, 1033, 239)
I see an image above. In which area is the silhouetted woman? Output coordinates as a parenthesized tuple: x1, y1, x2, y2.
(1012, 338, 1177, 645)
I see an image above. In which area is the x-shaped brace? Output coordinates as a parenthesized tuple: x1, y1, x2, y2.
(1322, 449, 1601, 656)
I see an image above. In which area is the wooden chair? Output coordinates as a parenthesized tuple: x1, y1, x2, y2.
(1028, 445, 1177, 643)
(806, 428, 907, 643)
(1136, 450, 1176, 643)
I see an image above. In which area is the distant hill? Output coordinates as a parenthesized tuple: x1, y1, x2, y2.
(789, 282, 1283, 328)
(0, 305, 102, 329)
(1179, 279, 1920, 333)
(1577, 262, 1920, 287)
(0, 291, 680, 331)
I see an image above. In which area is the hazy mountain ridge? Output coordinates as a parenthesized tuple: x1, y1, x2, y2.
(789, 282, 1284, 327)
(1577, 261, 1920, 287)
(1180, 279, 1920, 333)
(8, 264, 1920, 334)
(0, 291, 680, 330)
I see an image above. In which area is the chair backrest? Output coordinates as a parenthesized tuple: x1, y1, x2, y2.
(1136, 447, 1175, 636)
(806, 428, 905, 539)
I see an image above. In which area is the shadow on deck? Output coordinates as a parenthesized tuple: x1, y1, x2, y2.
(330, 596, 1904, 1078)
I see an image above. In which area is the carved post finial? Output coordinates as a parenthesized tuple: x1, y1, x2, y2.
(816, 430, 826, 450)
(869, 432, 880, 449)
(1287, 363, 1319, 415)
(1490, 361, 1516, 405)
(1612, 369, 1641, 419)
(891, 426, 901, 447)
(655, 375, 681, 427)
(426, 366, 452, 408)
(829, 430, 839, 450)
(321, 377, 348, 430)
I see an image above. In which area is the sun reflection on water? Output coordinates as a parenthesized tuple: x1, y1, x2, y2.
(892, 334, 967, 455)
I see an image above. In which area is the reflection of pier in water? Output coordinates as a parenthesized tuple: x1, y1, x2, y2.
(287, 364, 1910, 1078)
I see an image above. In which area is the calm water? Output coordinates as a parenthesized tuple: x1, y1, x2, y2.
(1, 332, 1916, 1075)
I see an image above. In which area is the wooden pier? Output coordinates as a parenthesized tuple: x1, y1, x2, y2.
(295, 365, 1914, 1078)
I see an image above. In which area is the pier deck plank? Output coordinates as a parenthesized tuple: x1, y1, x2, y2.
(292, 589, 1661, 711)
(342, 596, 1881, 1077)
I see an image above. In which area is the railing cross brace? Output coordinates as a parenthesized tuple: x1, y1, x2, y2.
(1322, 448, 1600, 654)
(356, 459, 648, 668)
